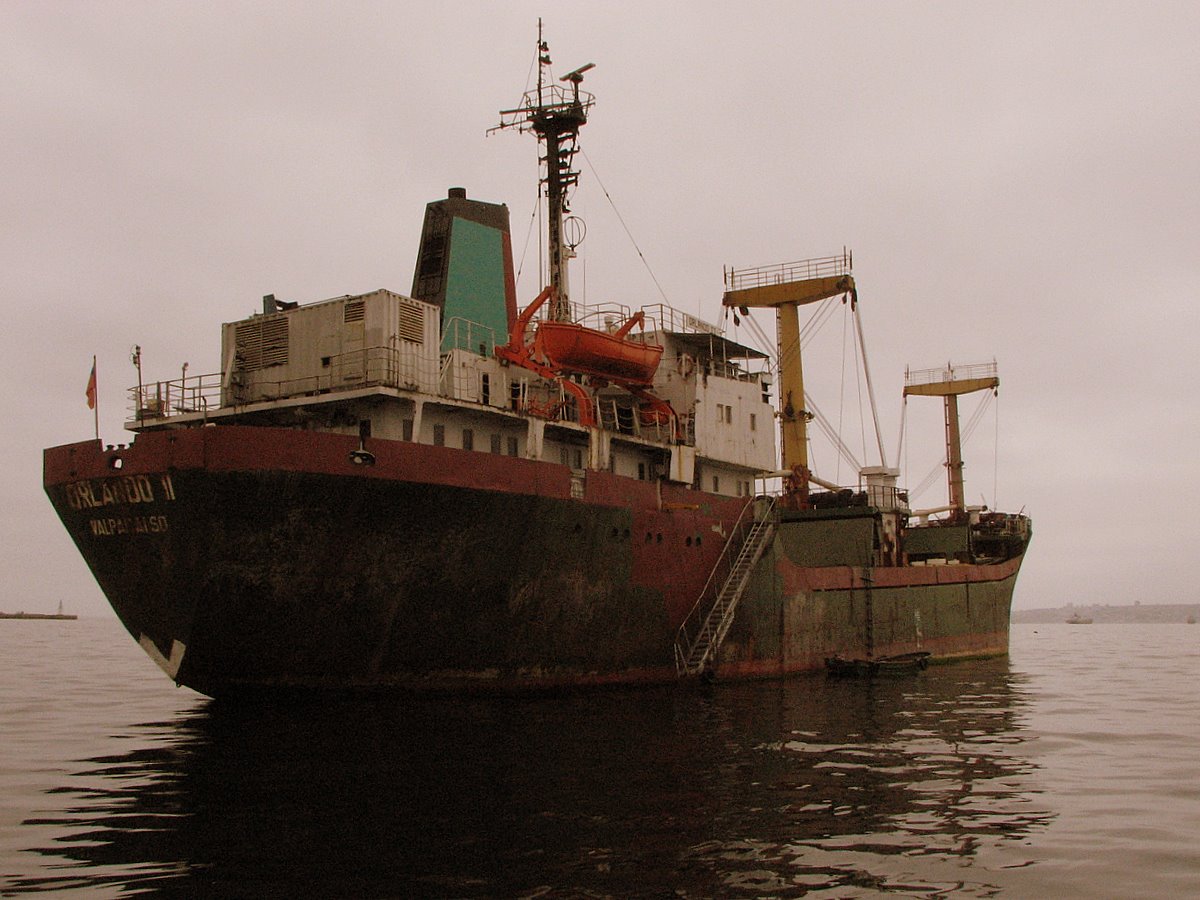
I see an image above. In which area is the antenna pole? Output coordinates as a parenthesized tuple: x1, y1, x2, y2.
(493, 27, 594, 321)
(92, 355, 99, 440)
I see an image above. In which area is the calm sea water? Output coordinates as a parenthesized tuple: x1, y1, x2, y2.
(1, 618, 1197, 898)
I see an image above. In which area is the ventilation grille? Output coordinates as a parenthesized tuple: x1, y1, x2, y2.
(398, 301, 424, 344)
(343, 299, 365, 323)
(235, 316, 289, 370)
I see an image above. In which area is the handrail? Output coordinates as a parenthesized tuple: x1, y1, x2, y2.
(128, 344, 438, 423)
(673, 495, 772, 670)
(442, 317, 499, 356)
(724, 251, 853, 293)
(905, 361, 997, 388)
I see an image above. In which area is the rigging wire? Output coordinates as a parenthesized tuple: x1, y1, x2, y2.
(836, 301, 849, 484)
(852, 302, 867, 475)
(994, 389, 1000, 510)
(907, 390, 995, 505)
(514, 201, 539, 290)
(807, 392, 863, 474)
(853, 301, 888, 469)
(579, 149, 672, 306)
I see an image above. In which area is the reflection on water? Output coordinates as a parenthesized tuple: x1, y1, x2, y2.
(6, 656, 1052, 897)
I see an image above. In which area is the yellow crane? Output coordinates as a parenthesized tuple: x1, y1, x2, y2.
(721, 252, 858, 503)
(903, 362, 999, 521)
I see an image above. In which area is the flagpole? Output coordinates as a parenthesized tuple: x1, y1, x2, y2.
(92, 355, 99, 441)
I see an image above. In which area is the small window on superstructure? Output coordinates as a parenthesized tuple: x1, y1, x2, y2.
(712, 475, 720, 493)
(750, 413, 756, 431)
(402, 419, 414, 441)
(572, 448, 583, 469)
(433, 424, 445, 446)
(506, 436, 518, 457)
(637, 462, 646, 481)
(462, 428, 474, 451)
(560, 446, 569, 466)
(725, 406, 732, 424)
(481, 373, 490, 406)
(491, 434, 502, 455)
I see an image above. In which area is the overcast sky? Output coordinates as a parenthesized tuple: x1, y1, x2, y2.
(4, 1, 1197, 616)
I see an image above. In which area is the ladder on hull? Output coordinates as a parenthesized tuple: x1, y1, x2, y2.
(675, 496, 777, 677)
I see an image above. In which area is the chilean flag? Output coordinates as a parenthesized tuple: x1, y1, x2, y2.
(86, 358, 97, 410)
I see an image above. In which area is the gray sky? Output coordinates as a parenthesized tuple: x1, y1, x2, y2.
(4, 1, 1197, 616)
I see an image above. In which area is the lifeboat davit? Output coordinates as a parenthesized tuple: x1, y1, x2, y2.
(536, 321, 664, 385)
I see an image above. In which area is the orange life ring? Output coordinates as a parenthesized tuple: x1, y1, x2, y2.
(677, 353, 695, 378)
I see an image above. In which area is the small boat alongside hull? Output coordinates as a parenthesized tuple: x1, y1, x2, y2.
(825, 652, 931, 677)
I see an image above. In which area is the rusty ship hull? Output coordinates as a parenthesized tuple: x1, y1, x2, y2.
(44, 426, 1025, 696)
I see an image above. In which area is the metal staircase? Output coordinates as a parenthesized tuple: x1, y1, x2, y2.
(674, 496, 777, 677)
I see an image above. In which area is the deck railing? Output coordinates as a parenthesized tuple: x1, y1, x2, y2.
(904, 361, 998, 389)
(724, 250, 853, 293)
(128, 345, 437, 423)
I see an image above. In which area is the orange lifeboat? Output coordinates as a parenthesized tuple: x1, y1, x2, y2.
(535, 320, 663, 385)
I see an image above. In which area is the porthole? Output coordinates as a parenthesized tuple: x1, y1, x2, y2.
(109, 456, 123, 470)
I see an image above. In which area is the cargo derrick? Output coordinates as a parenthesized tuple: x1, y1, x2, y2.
(903, 363, 1000, 524)
(721, 253, 860, 508)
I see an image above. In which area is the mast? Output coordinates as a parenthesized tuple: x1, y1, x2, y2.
(722, 253, 856, 489)
(493, 21, 594, 322)
(904, 362, 999, 521)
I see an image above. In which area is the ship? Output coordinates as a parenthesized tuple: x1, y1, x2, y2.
(42, 31, 1030, 697)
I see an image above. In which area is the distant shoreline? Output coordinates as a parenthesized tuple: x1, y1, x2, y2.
(1013, 603, 1199, 625)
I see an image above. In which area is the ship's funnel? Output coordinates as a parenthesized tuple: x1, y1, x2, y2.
(411, 190, 518, 354)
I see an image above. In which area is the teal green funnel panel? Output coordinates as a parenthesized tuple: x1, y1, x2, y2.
(441, 218, 506, 355)
(411, 188, 515, 357)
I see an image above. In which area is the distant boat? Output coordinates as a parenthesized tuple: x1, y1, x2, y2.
(0, 600, 77, 621)
(1065, 613, 1093, 625)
